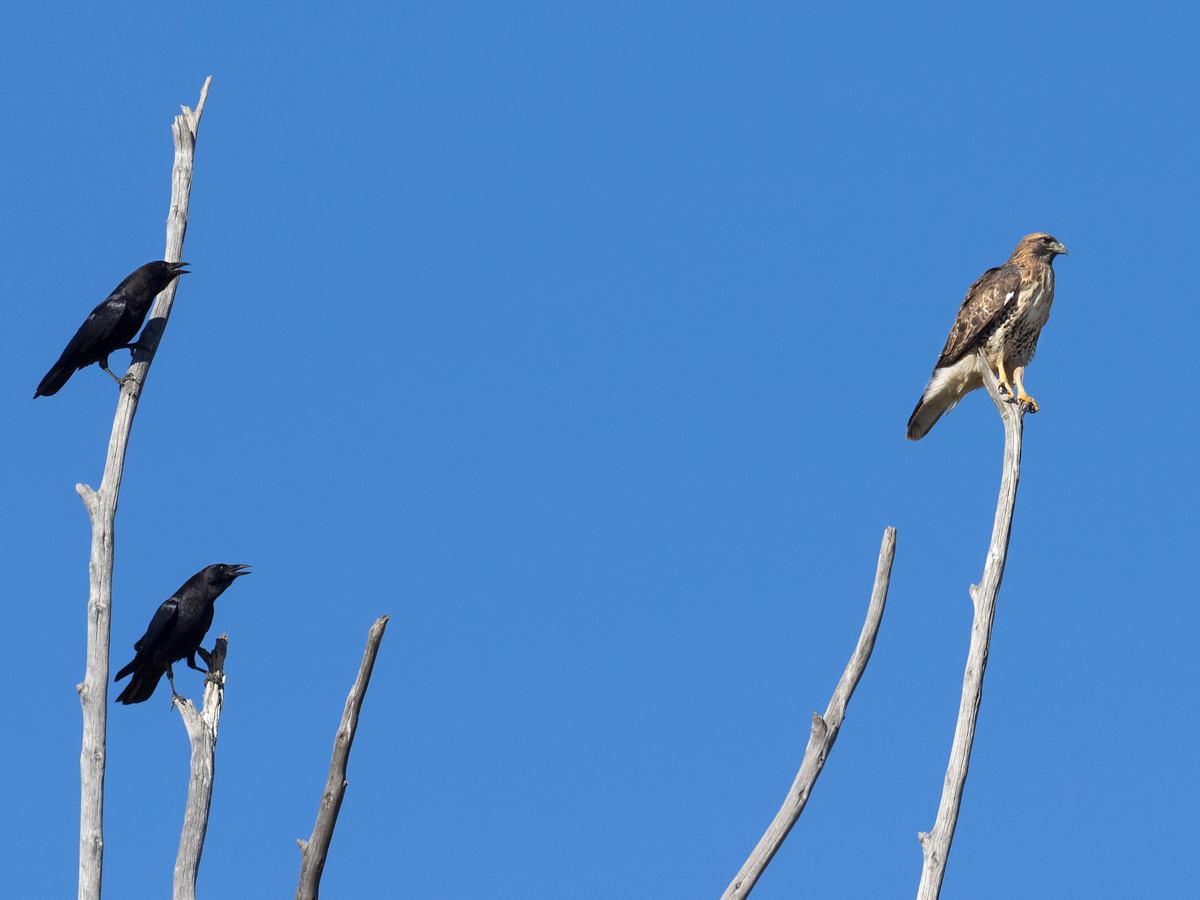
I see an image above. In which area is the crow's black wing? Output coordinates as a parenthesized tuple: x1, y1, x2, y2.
(56, 296, 131, 365)
(34, 295, 132, 396)
(133, 597, 179, 653)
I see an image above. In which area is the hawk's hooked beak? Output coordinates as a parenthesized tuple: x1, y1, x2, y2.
(1052, 241, 1068, 256)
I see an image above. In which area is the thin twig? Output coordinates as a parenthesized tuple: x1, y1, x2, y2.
(172, 635, 228, 900)
(296, 615, 390, 900)
(75, 76, 212, 900)
(722, 527, 898, 899)
(915, 353, 1026, 899)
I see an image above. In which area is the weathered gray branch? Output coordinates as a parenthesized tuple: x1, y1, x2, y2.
(172, 635, 228, 900)
(915, 353, 1026, 899)
(296, 615, 390, 900)
(75, 76, 211, 900)
(721, 527, 898, 900)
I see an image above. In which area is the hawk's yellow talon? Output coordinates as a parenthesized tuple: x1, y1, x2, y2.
(1016, 393, 1039, 413)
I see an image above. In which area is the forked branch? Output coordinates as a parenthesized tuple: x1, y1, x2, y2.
(915, 353, 1026, 899)
(296, 615, 390, 900)
(75, 76, 211, 900)
(722, 527, 897, 899)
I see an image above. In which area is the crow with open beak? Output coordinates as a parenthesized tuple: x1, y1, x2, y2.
(34, 260, 189, 397)
(115, 563, 250, 705)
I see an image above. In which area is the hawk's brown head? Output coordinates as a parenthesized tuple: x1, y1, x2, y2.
(1012, 232, 1068, 263)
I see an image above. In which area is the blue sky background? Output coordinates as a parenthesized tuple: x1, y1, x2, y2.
(1, 3, 1196, 898)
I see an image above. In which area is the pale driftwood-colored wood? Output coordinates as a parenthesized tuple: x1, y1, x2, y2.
(75, 77, 212, 900)
(296, 615, 390, 900)
(172, 635, 228, 900)
(721, 528, 898, 900)
(915, 353, 1026, 899)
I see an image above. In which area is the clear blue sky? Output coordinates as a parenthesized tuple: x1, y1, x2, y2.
(2, 3, 1196, 898)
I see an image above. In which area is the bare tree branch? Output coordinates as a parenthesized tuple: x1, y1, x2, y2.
(172, 635, 228, 900)
(75, 76, 211, 900)
(915, 353, 1026, 899)
(296, 615, 390, 900)
(722, 527, 898, 900)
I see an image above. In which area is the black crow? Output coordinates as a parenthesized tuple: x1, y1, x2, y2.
(114, 563, 250, 705)
(34, 260, 189, 398)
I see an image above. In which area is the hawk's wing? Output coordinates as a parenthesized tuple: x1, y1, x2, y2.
(933, 263, 1023, 369)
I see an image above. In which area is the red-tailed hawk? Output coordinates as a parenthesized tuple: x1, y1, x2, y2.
(906, 233, 1068, 440)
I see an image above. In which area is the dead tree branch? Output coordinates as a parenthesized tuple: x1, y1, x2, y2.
(722, 527, 898, 899)
(75, 76, 211, 900)
(172, 635, 228, 900)
(295, 615, 390, 900)
(915, 354, 1026, 899)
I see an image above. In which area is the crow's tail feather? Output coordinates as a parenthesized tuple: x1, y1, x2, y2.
(114, 663, 163, 705)
(34, 360, 75, 398)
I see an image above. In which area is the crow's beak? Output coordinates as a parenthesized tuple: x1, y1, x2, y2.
(230, 564, 251, 578)
(171, 261, 190, 276)
(1052, 242, 1068, 256)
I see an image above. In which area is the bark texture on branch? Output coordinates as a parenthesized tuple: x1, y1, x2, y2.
(295, 615, 390, 900)
(721, 527, 898, 900)
(915, 353, 1026, 899)
(172, 635, 228, 900)
(75, 76, 211, 900)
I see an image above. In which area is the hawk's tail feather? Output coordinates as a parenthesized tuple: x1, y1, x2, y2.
(906, 391, 956, 441)
(906, 360, 978, 440)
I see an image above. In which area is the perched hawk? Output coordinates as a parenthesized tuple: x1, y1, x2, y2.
(906, 233, 1068, 440)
